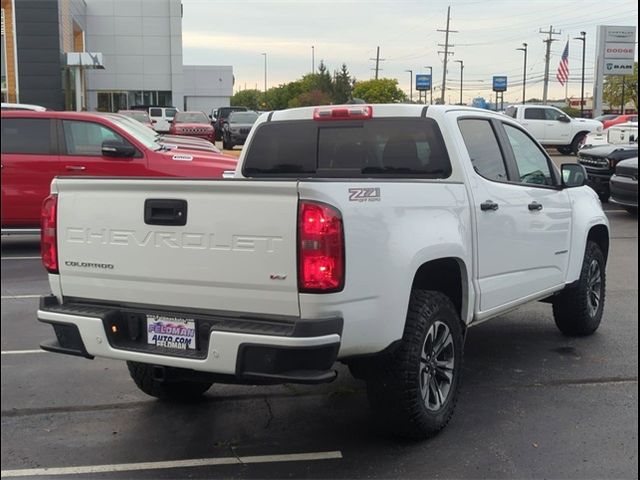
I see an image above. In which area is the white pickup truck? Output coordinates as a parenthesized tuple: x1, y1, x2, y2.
(504, 104, 603, 155)
(39, 104, 610, 439)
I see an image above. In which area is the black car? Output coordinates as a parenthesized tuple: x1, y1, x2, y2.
(212, 106, 249, 141)
(577, 143, 638, 201)
(610, 157, 638, 214)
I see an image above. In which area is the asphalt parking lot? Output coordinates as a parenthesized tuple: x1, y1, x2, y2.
(1, 154, 638, 479)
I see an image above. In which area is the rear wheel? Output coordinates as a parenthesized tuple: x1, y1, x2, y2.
(553, 241, 606, 336)
(127, 362, 213, 401)
(367, 290, 464, 439)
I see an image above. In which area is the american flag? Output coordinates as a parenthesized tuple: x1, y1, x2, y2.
(556, 41, 569, 86)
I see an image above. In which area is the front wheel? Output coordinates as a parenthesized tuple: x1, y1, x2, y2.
(557, 146, 573, 155)
(367, 290, 464, 439)
(553, 241, 606, 336)
(127, 362, 213, 401)
(571, 132, 587, 155)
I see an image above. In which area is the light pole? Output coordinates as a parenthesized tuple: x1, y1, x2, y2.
(454, 60, 464, 105)
(311, 45, 315, 74)
(261, 53, 267, 92)
(516, 43, 527, 104)
(424, 66, 433, 104)
(405, 69, 413, 102)
(573, 32, 586, 117)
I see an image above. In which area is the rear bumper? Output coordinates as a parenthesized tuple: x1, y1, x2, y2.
(38, 296, 342, 384)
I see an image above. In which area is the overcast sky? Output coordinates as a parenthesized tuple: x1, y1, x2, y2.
(181, 0, 638, 104)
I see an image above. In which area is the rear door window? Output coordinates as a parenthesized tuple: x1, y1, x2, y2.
(524, 108, 546, 120)
(1, 118, 53, 154)
(242, 118, 451, 178)
(458, 119, 508, 182)
(149, 108, 162, 118)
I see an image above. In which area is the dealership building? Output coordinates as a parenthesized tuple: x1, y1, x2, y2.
(1, 0, 232, 112)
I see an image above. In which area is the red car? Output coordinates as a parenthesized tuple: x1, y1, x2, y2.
(602, 114, 638, 129)
(117, 109, 155, 129)
(1, 111, 237, 231)
(169, 111, 216, 143)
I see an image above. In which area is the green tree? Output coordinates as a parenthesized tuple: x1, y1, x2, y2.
(288, 89, 333, 108)
(351, 78, 407, 103)
(603, 62, 638, 112)
(263, 81, 303, 110)
(230, 89, 262, 110)
(333, 63, 352, 104)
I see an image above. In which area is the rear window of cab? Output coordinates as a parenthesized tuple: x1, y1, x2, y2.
(242, 118, 451, 178)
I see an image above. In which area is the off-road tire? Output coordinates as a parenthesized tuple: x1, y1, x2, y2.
(127, 362, 213, 401)
(367, 290, 464, 439)
(553, 241, 606, 336)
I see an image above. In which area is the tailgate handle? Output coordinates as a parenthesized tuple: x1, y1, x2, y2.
(144, 199, 188, 226)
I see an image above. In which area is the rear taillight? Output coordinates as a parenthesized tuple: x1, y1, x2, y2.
(313, 105, 372, 121)
(41, 194, 58, 274)
(298, 201, 344, 293)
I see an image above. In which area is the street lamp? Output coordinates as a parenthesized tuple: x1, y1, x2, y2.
(311, 45, 315, 74)
(424, 66, 433, 105)
(454, 60, 464, 105)
(405, 69, 413, 102)
(516, 43, 527, 105)
(261, 53, 267, 92)
(573, 32, 586, 117)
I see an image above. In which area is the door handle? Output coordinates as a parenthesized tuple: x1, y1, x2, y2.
(65, 165, 86, 171)
(528, 202, 544, 211)
(480, 200, 499, 212)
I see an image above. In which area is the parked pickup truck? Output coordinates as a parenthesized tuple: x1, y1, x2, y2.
(38, 105, 610, 439)
(504, 104, 602, 154)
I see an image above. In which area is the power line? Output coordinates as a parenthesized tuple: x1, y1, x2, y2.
(437, 5, 457, 103)
(539, 25, 562, 104)
(369, 46, 385, 80)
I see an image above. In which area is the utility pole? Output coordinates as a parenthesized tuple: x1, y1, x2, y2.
(311, 45, 315, 74)
(261, 53, 267, 92)
(437, 6, 457, 104)
(539, 25, 561, 104)
(370, 46, 385, 80)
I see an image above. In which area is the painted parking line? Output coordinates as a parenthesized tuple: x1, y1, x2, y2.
(0, 451, 343, 478)
(1, 294, 42, 300)
(0, 256, 41, 260)
(1, 349, 46, 355)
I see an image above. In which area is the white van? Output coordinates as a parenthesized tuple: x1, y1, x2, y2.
(148, 107, 178, 133)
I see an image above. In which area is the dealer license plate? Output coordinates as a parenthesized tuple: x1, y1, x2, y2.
(146, 314, 196, 350)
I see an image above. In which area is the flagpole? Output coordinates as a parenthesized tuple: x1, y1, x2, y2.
(565, 35, 569, 104)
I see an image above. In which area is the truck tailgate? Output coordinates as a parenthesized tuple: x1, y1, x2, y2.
(54, 178, 300, 317)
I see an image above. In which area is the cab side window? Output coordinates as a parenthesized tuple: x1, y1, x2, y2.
(523, 108, 546, 120)
(62, 120, 129, 156)
(1, 118, 53, 154)
(503, 124, 555, 186)
(458, 119, 509, 182)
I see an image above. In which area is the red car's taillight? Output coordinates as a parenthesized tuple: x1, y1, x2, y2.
(298, 201, 344, 293)
(41, 194, 58, 274)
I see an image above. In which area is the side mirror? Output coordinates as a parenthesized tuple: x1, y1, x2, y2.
(561, 163, 587, 188)
(559, 115, 571, 123)
(102, 139, 136, 158)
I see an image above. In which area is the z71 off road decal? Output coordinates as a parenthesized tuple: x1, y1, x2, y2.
(348, 187, 381, 202)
